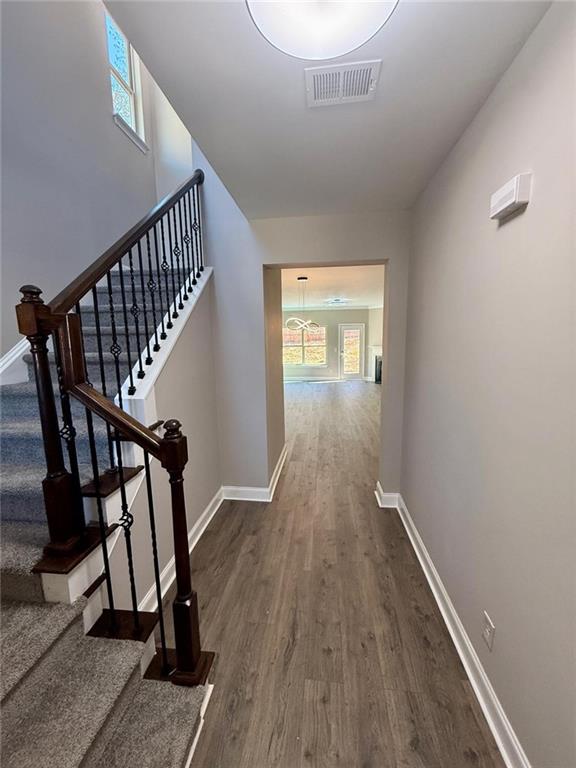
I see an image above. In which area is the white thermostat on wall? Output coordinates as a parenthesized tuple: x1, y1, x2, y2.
(490, 172, 532, 220)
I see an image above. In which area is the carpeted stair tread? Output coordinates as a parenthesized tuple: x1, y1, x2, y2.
(0, 521, 48, 602)
(93, 678, 206, 768)
(0, 520, 47, 572)
(1, 597, 86, 700)
(1, 619, 144, 768)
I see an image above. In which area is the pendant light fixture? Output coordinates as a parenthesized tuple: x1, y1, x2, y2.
(285, 276, 319, 331)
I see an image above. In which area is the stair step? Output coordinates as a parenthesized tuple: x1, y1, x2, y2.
(1, 618, 145, 768)
(0, 521, 47, 602)
(1, 597, 86, 701)
(85, 678, 207, 768)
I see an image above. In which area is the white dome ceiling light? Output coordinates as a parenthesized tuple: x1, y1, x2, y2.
(246, 1, 399, 61)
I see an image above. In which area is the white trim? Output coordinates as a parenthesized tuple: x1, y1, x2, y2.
(338, 322, 366, 380)
(0, 338, 29, 384)
(284, 377, 341, 383)
(139, 487, 224, 612)
(221, 443, 287, 503)
(113, 113, 149, 154)
(184, 684, 214, 768)
(374, 481, 399, 509)
(375, 486, 531, 768)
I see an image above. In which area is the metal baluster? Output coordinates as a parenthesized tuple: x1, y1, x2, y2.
(114, 429, 140, 631)
(91, 286, 116, 470)
(152, 224, 167, 340)
(106, 271, 125, 409)
(171, 206, 186, 307)
(143, 451, 170, 674)
(176, 201, 188, 301)
(86, 409, 117, 631)
(144, 231, 160, 352)
(165, 214, 179, 320)
(52, 338, 83, 506)
(136, 239, 153, 365)
(159, 218, 174, 330)
(192, 186, 203, 277)
(127, 248, 145, 379)
(196, 184, 205, 273)
(186, 191, 198, 287)
(117, 262, 136, 396)
(178, 197, 193, 294)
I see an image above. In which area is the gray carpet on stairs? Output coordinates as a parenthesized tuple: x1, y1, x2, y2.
(0, 521, 47, 601)
(1, 597, 86, 700)
(1, 618, 144, 768)
(86, 678, 207, 768)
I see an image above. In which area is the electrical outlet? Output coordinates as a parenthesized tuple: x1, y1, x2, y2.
(482, 611, 495, 651)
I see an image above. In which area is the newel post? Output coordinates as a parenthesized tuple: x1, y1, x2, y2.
(160, 419, 214, 686)
(16, 285, 86, 553)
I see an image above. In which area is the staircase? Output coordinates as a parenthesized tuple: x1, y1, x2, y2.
(0, 171, 213, 767)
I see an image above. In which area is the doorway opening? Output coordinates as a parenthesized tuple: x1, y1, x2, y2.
(280, 264, 385, 384)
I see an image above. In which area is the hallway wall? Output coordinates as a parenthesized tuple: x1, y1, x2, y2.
(401, 5, 576, 766)
(1, 0, 194, 354)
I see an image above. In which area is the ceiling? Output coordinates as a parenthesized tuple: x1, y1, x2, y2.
(107, 1, 549, 219)
(282, 265, 385, 310)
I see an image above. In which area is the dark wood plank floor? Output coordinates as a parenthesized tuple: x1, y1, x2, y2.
(169, 381, 505, 767)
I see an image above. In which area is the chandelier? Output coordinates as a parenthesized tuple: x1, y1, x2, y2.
(285, 276, 319, 331)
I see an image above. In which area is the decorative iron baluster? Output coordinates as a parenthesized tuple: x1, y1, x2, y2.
(171, 206, 186, 307)
(127, 247, 145, 380)
(152, 223, 167, 340)
(86, 408, 117, 630)
(105, 271, 125, 409)
(136, 239, 153, 365)
(144, 231, 160, 352)
(159, 218, 174, 329)
(192, 186, 203, 277)
(196, 184, 205, 273)
(186, 191, 198, 287)
(178, 197, 193, 294)
(114, 429, 140, 631)
(165, 213, 179, 320)
(91, 286, 116, 470)
(117, 261, 136, 396)
(144, 450, 170, 674)
(52, 338, 83, 508)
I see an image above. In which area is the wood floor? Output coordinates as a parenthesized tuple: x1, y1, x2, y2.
(171, 381, 505, 767)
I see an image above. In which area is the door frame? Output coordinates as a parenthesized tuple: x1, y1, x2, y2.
(338, 323, 365, 380)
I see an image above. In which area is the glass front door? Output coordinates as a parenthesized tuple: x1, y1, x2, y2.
(339, 324, 365, 379)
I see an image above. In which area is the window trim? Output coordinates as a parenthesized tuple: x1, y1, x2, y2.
(282, 326, 328, 367)
(106, 13, 148, 150)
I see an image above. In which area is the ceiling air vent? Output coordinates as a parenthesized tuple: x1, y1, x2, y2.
(305, 60, 381, 107)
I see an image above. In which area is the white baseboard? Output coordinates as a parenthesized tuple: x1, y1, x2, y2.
(139, 487, 224, 612)
(375, 484, 531, 768)
(0, 338, 29, 385)
(139, 446, 288, 611)
(222, 443, 287, 503)
(374, 481, 399, 509)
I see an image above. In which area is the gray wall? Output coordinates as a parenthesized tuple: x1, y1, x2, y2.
(1, 0, 193, 353)
(400, 5, 575, 766)
(281, 308, 371, 380)
(263, 268, 286, 476)
(194, 141, 273, 487)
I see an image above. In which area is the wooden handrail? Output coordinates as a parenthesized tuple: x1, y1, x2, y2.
(48, 169, 204, 315)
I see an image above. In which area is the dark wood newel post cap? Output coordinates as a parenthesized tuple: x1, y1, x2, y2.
(20, 285, 44, 304)
(163, 419, 183, 440)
